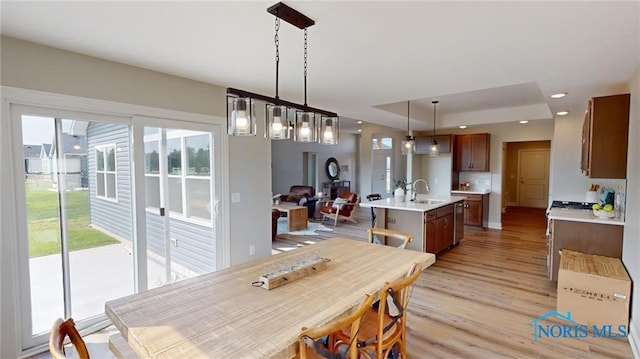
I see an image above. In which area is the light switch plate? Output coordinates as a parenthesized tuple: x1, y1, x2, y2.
(232, 192, 240, 203)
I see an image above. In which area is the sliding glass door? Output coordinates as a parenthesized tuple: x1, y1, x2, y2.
(15, 107, 223, 352)
(140, 124, 217, 289)
(17, 108, 134, 349)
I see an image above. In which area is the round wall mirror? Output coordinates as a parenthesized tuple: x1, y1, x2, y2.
(326, 157, 340, 181)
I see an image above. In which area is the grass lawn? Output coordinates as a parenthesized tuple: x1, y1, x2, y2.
(26, 182, 119, 258)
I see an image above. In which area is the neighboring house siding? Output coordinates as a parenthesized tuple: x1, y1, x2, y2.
(87, 123, 133, 241)
(145, 213, 215, 275)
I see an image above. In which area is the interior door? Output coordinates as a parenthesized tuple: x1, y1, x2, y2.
(518, 149, 550, 208)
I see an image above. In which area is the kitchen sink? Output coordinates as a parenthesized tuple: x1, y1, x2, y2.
(412, 199, 445, 205)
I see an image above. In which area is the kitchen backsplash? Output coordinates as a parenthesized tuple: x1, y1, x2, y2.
(459, 172, 492, 192)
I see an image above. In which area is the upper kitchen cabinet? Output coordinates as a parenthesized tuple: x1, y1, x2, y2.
(580, 94, 630, 179)
(415, 135, 451, 154)
(453, 134, 490, 172)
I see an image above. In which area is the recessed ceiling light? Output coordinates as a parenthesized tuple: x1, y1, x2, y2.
(357, 120, 363, 124)
(556, 111, 569, 116)
(551, 92, 567, 99)
(459, 125, 467, 129)
(357, 129, 362, 132)
(519, 120, 529, 124)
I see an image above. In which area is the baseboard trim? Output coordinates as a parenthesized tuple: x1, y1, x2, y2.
(488, 221, 502, 230)
(630, 318, 639, 359)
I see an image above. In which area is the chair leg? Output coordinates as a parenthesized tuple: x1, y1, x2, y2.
(333, 214, 339, 227)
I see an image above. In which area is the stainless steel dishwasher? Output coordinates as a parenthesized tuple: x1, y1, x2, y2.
(453, 201, 464, 245)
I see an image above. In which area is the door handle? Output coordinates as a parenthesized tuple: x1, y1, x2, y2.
(213, 199, 220, 216)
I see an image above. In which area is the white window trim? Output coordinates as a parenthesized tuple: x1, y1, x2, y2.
(95, 144, 118, 202)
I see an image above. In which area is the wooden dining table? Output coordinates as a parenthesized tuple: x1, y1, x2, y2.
(105, 237, 435, 359)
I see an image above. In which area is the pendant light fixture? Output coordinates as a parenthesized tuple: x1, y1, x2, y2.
(295, 28, 320, 143)
(401, 101, 415, 155)
(430, 100, 440, 157)
(226, 2, 339, 145)
(266, 14, 289, 140)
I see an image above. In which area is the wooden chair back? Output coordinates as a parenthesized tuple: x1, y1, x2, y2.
(368, 227, 414, 249)
(298, 294, 375, 359)
(351, 262, 421, 359)
(49, 318, 90, 359)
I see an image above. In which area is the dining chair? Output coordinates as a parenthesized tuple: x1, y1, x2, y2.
(49, 318, 90, 359)
(368, 227, 413, 249)
(335, 262, 422, 359)
(298, 294, 375, 359)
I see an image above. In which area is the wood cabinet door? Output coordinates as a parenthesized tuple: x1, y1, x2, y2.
(580, 103, 591, 175)
(425, 220, 436, 254)
(470, 134, 489, 171)
(455, 135, 472, 171)
(464, 200, 483, 226)
(435, 214, 454, 253)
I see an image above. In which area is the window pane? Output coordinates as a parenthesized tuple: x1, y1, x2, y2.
(144, 127, 159, 136)
(97, 173, 105, 197)
(187, 178, 210, 221)
(106, 147, 116, 171)
(186, 134, 210, 176)
(168, 177, 183, 214)
(145, 176, 160, 208)
(167, 138, 181, 175)
(106, 173, 116, 199)
(145, 141, 159, 174)
(96, 149, 104, 170)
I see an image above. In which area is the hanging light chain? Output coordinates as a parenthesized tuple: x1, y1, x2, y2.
(303, 27, 308, 106)
(274, 17, 280, 99)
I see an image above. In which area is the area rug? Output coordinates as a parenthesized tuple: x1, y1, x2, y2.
(277, 218, 333, 235)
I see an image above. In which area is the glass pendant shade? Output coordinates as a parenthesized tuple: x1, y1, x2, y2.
(266, 104, 290, 139)
(227, 97, 256, 136)
(430, 141, 440, 157)
(401, 136, 415, 155)
(319, 116, 339, 145)
(294, 111, 317, 143)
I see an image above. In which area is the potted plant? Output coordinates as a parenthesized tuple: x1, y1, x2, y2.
(393, 178, 408, 202)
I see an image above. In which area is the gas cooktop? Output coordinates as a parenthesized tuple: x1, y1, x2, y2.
(550, 200, 595, 210)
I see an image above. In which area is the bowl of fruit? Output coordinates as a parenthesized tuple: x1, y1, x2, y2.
(592, 203, 615, 218)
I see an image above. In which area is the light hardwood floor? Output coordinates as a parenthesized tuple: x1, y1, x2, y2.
(274, 206, 633, 358)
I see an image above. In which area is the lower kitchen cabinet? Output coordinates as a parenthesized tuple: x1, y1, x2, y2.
(453, 193, 489, 227)
(425, 204, 454, 255)
(547, 219, 623, 281)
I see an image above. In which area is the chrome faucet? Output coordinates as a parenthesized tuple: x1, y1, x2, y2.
(411, 179, 430, 201)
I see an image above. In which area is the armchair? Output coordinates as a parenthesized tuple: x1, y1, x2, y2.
(280, 185, 318, 219)
(320, 192, 359, 226)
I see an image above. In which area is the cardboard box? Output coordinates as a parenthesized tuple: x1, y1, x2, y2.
(557, 249, 631, 334)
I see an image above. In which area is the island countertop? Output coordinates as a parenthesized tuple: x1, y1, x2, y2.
(360, 195, 466, 212)
(547, 208, 625, 226)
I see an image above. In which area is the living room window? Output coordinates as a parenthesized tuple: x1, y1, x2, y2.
(95, 144, 117, 200)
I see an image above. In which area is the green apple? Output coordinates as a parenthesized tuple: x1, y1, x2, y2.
(592, 204, 602, 210)
(604, 204, 614, 212)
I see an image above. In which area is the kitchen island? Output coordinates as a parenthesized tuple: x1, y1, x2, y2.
(360, 195, 466, 254)
(546, 207, 625, 281)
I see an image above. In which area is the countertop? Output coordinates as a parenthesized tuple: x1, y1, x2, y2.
(547, 208, 625, 226)
(450, 189, 491, 195)
(360, 194, 466, 212)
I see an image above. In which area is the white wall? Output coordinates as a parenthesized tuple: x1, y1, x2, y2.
(271, 133, 358, 197)
(549, 114, 627, 203)
(1, 36, 272, 357)
(623, 64, 640, 356)
(417, 120, 555, 228)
